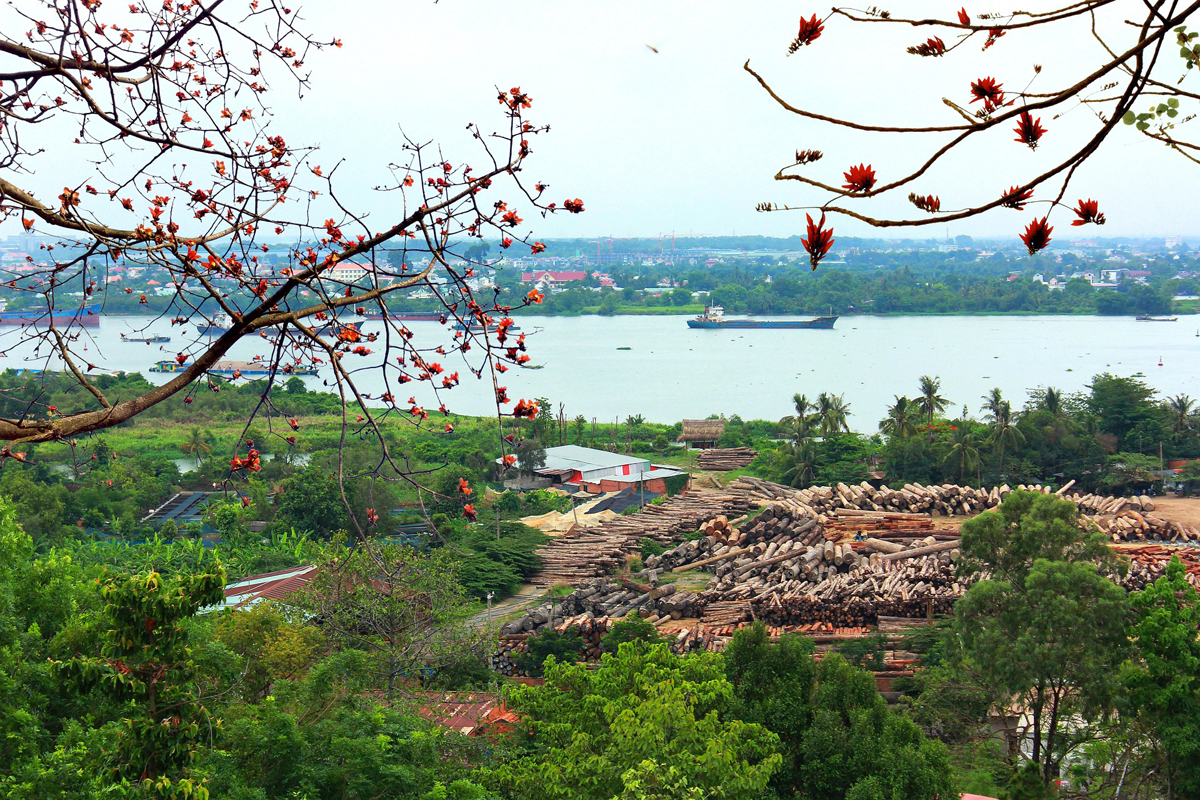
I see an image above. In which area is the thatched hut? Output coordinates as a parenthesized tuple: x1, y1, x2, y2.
(676, 419, 725, 449)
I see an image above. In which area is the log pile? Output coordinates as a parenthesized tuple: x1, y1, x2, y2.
(696, 447, 758, 471)
(725, 476, 1010, 517)
(529, 490, 754, 585)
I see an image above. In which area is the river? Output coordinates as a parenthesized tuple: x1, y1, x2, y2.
(3, 313, 1197, 428)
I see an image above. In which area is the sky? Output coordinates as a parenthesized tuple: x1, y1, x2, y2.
(5, 1, 1199, 243)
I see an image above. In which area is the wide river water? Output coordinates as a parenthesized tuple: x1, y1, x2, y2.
(4, 314, 1198, 428)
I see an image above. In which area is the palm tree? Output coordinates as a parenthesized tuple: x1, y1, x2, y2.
(943, 426, 982, 484)
(1041, 386, 1064, 418)
(879, 396, 919, 440)
(980, 387, 1005, 424)
(988, 400, 1025, 476)
(916, 375, 949, 427)
(816, 391, 851, 437)
(779, 438, 818, 489)
(179, 426, 216, 468)
(780, 393, 818, 443)
(1168, 394, 1196, 438)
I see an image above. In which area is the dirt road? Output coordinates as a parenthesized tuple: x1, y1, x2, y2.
(1147, 496, 1200, 528)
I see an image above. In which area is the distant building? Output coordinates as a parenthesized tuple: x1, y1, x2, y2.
(499, 444, 686, 495)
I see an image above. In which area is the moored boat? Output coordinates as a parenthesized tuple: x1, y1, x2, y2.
(1135, 315, 1179, 322)
(686, 305, 837, 330)
(121, 333, 171, 344)
(196, 312, 364, 338)
(0, 304, 100, 327)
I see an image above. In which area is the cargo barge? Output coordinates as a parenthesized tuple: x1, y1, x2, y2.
(686, 306, 837, 330)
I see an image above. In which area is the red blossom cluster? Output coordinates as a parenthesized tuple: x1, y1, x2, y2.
(801, 213, 834, 271)
(1000, 186, 1034, 210)
(969, 77, 1005, 113)
(788, 14, 825, 53)
(1013, 111, 1046, 149)
(1020, 217, 1053, 255)
(563, 198, 585, 213)
(512, 399, 539, 419)
(909, 193, 941, 213)
(230, 449, 262, 472)
(907, 37, 946, 57)
(1071, 199, 1106, 226)
(842, 163, 876, 193)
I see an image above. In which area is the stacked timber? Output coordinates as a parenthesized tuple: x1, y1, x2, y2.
(696, 447, 758, 471)
(725, 476, 1010, 517)
(500, 577, 703, 637)
(529, 490, 754, 585)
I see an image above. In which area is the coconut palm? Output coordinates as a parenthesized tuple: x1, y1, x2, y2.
(916, 375, 949, 427)
(980, 387, 1005, 424)
(988, 400, 1025, 475)
(1168, 394, 1196, 437)
(816, 391, 851, 437)
(1041, 386, 1064, 418)
(879, 396, 919, 440)
(779, 438, 818, 489)
(943, 426, 982, 484)
(780, 393, 818, 443)
(179, 426, 216, 468)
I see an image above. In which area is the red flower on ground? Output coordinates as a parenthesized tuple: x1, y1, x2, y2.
(1019, 217, 1053, 255)
(841, 163, 876, 193)
(1071, 199, 1106, 226)
(969, 77, 1005, 112)
(1000, 185, 1034, 210)
(801, 213, 835, 271)
(1013, 111, 1046, 149)
(788, 14, 824, 53)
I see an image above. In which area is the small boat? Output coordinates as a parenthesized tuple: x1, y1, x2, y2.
(0, 304, 100, 327)
(687, 305, 837, 330)
(121, 333, 171, 344)
(1135, 315, 1179, 322)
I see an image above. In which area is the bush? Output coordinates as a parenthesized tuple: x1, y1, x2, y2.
(601, 614, 663, 653)
(639, 538, 667, 559)
(516, 628, 583, 676)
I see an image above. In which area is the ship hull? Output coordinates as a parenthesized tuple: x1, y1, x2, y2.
(196, 320, 364, 337)
(365, 311, 443, 322)
(0, 307, 100, 327)
(687, 316, 838, 330)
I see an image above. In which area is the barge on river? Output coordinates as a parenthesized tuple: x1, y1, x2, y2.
(150, 359, 319, 377)
(687, 306, 837, 330)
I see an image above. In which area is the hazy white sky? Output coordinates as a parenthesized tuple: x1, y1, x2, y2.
(7, 1, 1198, 242)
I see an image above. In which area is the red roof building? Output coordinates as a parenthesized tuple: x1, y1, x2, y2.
(206, 564, 318, 612)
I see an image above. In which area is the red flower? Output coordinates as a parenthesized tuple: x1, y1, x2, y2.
(1013, 111, 1046, 149)
(463, 503, 477, 522)
(907, 37, 946, 57)
(957, 7, 970, 24)
(1000, 185, 1034, 210)
(1071, 199, 1106, 226)
(458, 478, 472, 496)
(563, 198, 585, 213)
(984, 27, 1005, 49)
(969, 77, 1005, 112)
(788, 14, 824, 53)
(513, 399, 539, 419)
(530, 242, 546, 254)
(909, 193, 941, 213)
(842, 163, 876, 193)
(1019, 216, 1053, 255)
(801, 213, 835, 271)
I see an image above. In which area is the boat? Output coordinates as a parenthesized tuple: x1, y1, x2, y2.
(454, 321, 522, 333)
(121, 333, 171, 344)
(686, 305, 837, 330)
(196, 312, 364, 338)
(150, 359, 319, 377)
(0, 304, 100, 327)
(1136, 315, 1179, 321)
(364, 310, 444, 322)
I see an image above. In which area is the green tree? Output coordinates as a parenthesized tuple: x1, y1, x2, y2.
(916, 375, 949, 427)
(988, 401, 1025, 478)
(943, 426, 982, 484)
(274, 466, 347, 537)
(953, 491, 1130, 788)
(481, 640, 781, 800)
(1087, 373, 1166, 451)
(1123, 557, 1200, 799)
(816, 391, 851, 437)
(879, 396, 919, 440)
(178, 426, 216, 469)
(59, 567, 226, 799)
(601, 614, 663, 653)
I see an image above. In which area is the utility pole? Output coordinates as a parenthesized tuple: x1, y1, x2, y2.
(486, 591, 494, 626)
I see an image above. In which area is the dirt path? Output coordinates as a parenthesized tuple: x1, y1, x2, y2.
(1147, 496, 1200, 528)
(467, 583, 544, 628)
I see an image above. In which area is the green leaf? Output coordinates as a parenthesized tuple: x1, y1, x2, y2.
(1136, 121, 1150, 131)
(1167, 108, 1179, 118)
(1169, 97, 1180, 107)
(1122, 110, 1136, 125)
